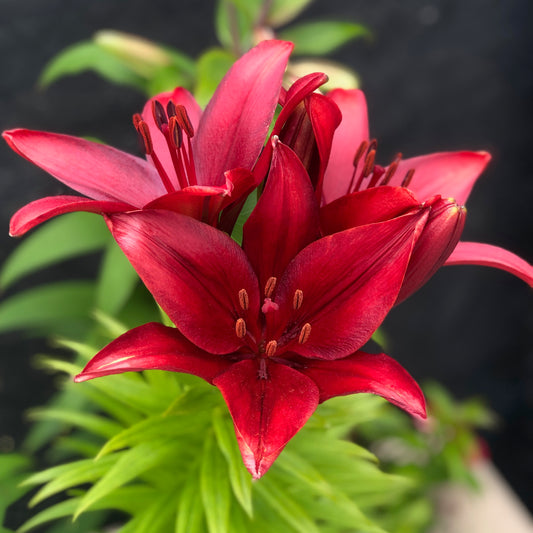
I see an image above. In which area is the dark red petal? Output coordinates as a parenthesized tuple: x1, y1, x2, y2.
(243, 140, 320, 289)
(74, 322, 231, 384)
(141, 87, 202, 188)
(301, 351, 426, 419)
(9, 196, 134, 236)
(396, 196, 466, 304)
(3, 129, 164, 205)
(391, 151, 491, 205)
(107, 210, 260, 354)
(194, 40, 293, 187)
(272, 210, 429, 360)
(320, 186, 420, 235)
(445, 241, 533, 287)
(213, 359, 319, 479)
(322, 89, 370, 204)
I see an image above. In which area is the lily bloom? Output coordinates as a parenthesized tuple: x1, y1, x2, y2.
(75, 140, 429, 478)
(3, 40, 293, 236)
(314, 89, 533, 300)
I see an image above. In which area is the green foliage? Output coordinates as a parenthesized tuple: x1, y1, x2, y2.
(266, 0, 315, 28)
(194, 48, 236, 108)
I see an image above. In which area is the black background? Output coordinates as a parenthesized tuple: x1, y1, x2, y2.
(1, 0, 531, 520)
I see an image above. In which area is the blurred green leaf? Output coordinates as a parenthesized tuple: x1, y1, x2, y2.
(230, 190, 257, 246)
(0, 454, 32, 525)
(215, 0, 252, 54)
(194, 48, 236, 107)
(39, 41, 145, 90)
(1, 213, 110, 290)
(267, 0, 314, 28)
(280, 21, 371, 55)
(176, 474, 204, 533)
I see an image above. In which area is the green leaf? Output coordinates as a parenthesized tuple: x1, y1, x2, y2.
(215, 0, 252, 54)
(212, 409, 253, 517)
(200, 432, 231, 533)
(267, 0, 314, 28)
(1, 213, 110, 289)
(39, 41, 145, 90)
(176, 473, 205, 533)
(230, 189, 257, 246)
(96, 240, 139, 315)
(0, 281, 95, 335)
(0, 454, 32, 524)
(194, 48, 236, 107)
(280, 21, 371, 55)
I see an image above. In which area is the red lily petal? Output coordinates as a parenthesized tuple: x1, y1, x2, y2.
(2, 129, 165, 205)
(9, 196, 134, 236)
(213, 359, 319, 479)
(396, 196, 466, 304)
(320, 186, 420, 235)
(141, 87, 202, 188)
(445, 241, 533, 287)
(243, 140, 320, 289)
(391, 151, 491, 205)
(301, 351, 426, 419)
(272, 210, 429, 360)
(194, 40, 293, 186)
(107, 210, 261, 353)
(322, 89, 369, 204)
(74, 322, 231, 384)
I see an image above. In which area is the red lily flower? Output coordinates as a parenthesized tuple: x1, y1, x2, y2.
(75, 140, 429, 478)
(315, 89, 533, 301)
(3, 40, 293, 236)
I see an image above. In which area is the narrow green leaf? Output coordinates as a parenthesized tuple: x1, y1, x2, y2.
(200, 432, 231, 533)
(96, 240, 139, 315)
(215, 0, 252, 55)
(212, 409, 253, 517)
(176, 472, 205, 533)
(39, 41, 145, 90)
(280, 21, 371, 55)
(194, 48, 236, 107)
(230, 190, 257, 246)
(267, 0, 314, 28)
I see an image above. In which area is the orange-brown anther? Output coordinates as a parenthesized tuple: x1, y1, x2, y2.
(381, 160, 399, 185)
(168, 116, 183, 149)
(235, 318, 247, 339)
(352, 140, 369, 167)
(298, 323, 312, 344)
(238, 289, 249, 311)
(265, 340, 278, 357)
(132, 113, 143, 128)
(176, 105, 194, 138)
(264, 277, 277, 298)
(402, 169, 416, 188)
(293, 289, 304, 310)
(136, 120, 153, 155)
(362, 149, 376, 178)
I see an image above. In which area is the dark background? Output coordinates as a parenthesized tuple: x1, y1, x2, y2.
(1, 0, 531, 519)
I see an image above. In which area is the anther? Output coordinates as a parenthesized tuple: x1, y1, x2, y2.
(132, 113, 143, 128)
(380, 161, 398, 185)
(152, 100, 168, 130)
(402, 169, 415, 188)
(136, 120, 153, 155)
(166, 100, 177, 118)
(298, 323, 312, 344)
(264, 277, 277, 298)
(362, 149, 376, 178)
(235, 318, 247, 339)
(176, 105, 194, 137)
(168, 116, 183, 149)
(352, 140, 369, 168)
(238, 289, 249, 311)
(265, 340, 278, 357)
(293, 289, 304, 310)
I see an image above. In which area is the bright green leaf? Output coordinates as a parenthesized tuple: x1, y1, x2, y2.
(194, 48, 236, 107)
(176, 473, 205, 533)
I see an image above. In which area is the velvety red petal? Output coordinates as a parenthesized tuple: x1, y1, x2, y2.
(271, 210, 429, 360)
(213, 359, 319, 479)
(320, 186, 420, 235)
(322, 89, 369, 204)
(74, 322, 231, 384)
(301, 351, 426, 419)
(445, 241, 533, 287)
(3, 129, 164, 205)
(193, 40, 293, 187)
(390, 151, 491, 205)
(141, 87, 202, 188)
(396, 197, 466, 304)
(107, 210, 261, 353)
(9, 196, 134, 236)
(243, 140, 320, 290)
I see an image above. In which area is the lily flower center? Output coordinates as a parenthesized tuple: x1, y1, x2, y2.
(348, 139, 415, 193)
(132, 100, 197, 193)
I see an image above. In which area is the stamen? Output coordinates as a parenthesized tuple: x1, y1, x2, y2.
(135, 120, 153, 155)
(265, 340, 278, 357)
(152, 100, 168, 130)
(293, 289, 304, 310)
(298, 323, 312, 344)
(362, 149, 376, 178)
(168, 116, 183, 149)
(235, 318, 247, 339)
(352, 140, 369, 168)
(166, 100, 177, 118)
(238, 289, 249, 311)
(132, 113, 143, 128)
(380, 161, 398, 185)
(264, 277, 277, 298)
(402, 169, 415, 188)
(176, 105, 194, 138)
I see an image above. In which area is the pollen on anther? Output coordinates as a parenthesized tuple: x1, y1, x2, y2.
(235, 318, 247, 339)
(265, 340, 278, 357)
(298, 323, 312, 344)
(238, 289, 249, 311)
(293, 289, 304, 310)
(176, 105, 194, 137)
(264, 277, 277, 298)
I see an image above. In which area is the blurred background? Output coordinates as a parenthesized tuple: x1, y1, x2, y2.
(0, 0, 531, 513)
